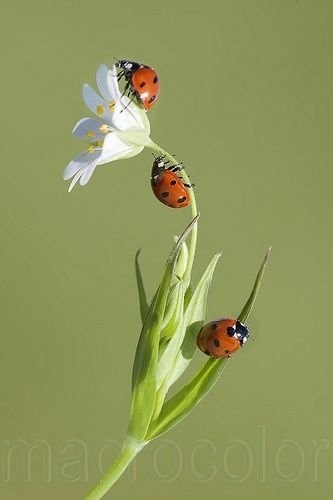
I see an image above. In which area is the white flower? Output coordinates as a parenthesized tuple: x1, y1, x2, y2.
(63, 64, 152, 192)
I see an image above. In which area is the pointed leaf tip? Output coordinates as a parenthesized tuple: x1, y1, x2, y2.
(168, 214, 200, 263)
(238, 247, 271, 324)
(134, 249, 149, 324)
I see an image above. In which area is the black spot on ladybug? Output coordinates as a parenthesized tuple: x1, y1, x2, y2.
(161, 192, 169, 198)
(139, 81, 146, 88)
(148, 95, 156, 103)
(170, 179, 177, 185)
(224, 349, 230, 354)
(204, 349, 210, 356)
(153, 75, 158, 83)
(177, 196, 187, 203)
(211, 323, 218, 330)
(226, 326, 235, 337)
(213, 338, 220, 348)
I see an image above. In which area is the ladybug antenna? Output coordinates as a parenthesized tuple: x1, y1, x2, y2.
(113, 57, 122, 75)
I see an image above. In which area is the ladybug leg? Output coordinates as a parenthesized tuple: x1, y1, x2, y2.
(119, 80, 140, 110)
(177, 174, 195, 189)
(168, 162, 184, 173)
(119, 80, 130, 97)
(119, 79, 135, 102)
(119, 89, 137, 113)
(125, 84, 132, 97)
(117, 69, 125, 81)
(179, 169, 195, 188)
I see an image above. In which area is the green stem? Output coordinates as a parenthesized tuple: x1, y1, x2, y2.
(147, 141, 198, 289)
(85, 142, 199, 499)
(84, 438, 145, 500)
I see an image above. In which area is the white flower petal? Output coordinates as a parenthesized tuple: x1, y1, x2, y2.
(63, 149, 101, 180)
(106, 64, 122, 101)
(117, 144, 144, 160)
(120, 98, 151, 133)
(97, 132, 143, 164)
(98, 144, 144, 165)
(79, 161, 98, 186)
(110, 96, 147, 132)
(72, 117, 107, 142)
(117, 129, 153, 148)
(68, 169, 85, 192)
(82, 84, 114, 123)
(67, 157, 99, 192)
(96, 64, 113, 101)
(134, 104, 150, 133)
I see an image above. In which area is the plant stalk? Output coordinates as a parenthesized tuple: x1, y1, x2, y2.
(85, 438, 145, 500)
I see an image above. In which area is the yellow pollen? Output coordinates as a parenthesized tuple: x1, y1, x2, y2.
(109, 100, 116, 110)
(87, 145, 95, 153)
(86, 130, 95, 138)
(96, 104, 104, 115)
(99, 124, 110, 134)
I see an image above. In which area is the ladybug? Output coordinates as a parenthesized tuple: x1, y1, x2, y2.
(116, 59, 159, 111)
(196, 319, 250, 359)
(151, 155, 192, 208)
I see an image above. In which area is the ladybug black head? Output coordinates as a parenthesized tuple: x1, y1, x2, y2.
(235, 321, 250, 345)
(151, 155, 169, 179)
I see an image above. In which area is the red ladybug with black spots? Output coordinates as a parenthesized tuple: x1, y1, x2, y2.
(116, 59, 159, 111)
(196, 319, 250, 358)
(150, 155, 192, 208)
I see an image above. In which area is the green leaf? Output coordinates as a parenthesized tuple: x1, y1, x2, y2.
(159, 253, 221, 392)
(160, 280, 185, 341)
(238, 247, 271, 323)
(128, 216, 199, 442)
(156, 282, 186, 390)
(173, 237, 189, 279)
(134, 249, 149, 324)
(146, 357, 228, 440)
(127, 293, 163, 441)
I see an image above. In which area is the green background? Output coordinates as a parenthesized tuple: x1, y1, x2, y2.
(1, 0, 332, 498)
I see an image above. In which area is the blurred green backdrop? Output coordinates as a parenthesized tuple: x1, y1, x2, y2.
(1, 0, 332, 499)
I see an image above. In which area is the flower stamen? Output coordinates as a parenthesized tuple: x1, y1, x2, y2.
(99, 124, 112, 134)
(96, 104, 104, 115)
